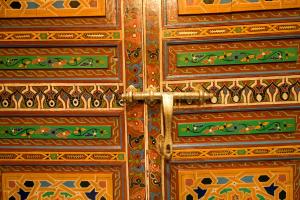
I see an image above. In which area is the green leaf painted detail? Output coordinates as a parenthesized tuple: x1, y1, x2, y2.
(176, 48, 298, 67)
(239, 188, 251, 193)
(0, 55, 108, 69)
(237, 149, 246, 155)
(50, 153, 58, 160)
(118, 153, 125, 160)
(42, 191, 54, 198)
(256, 194, 266, 200)
(60, 192, 73, 198)
(220, 188, 232, 194)
(113, 32, 120, 39)
(0, 125, 111, 139)
(178, 118, 296, 137)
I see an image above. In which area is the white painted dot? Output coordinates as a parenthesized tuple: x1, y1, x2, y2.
(256, 94, 262, 102)
(233, 95, 239, 102)
(211, 96, 218, 104)
(282, 92, 289, 100)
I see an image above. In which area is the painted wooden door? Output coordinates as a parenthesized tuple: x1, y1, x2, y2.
(1, 1, 300, 200)
(0, 1, 140, 199)
(151, 1, 300, 200)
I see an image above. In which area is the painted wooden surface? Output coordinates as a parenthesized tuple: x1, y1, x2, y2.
(0, 125, 111, 139)
(1, 0, 300, 199)
(176, 48, 298, 67)
(178, 118, 296, 136)
(178, 0, 300, 15)
(0, 0, 106, 18)
(3, 172, 113, 200)
(178, 167, 293, 199)
(0, 55, 108, 69)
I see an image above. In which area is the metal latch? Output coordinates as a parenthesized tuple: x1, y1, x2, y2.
(122, 85, 212, 159)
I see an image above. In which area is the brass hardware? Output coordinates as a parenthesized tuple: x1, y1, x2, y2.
(122, 85, 213, 159)
(161, 93, 173, 159)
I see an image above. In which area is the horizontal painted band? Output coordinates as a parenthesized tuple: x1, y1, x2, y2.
(172, 145, 300, 160)
(0, 152, 125, 161)
(177, 48, 298, 67)
(0, 55, 108, 69)
(0, 125, 112, 139)
(0, 31, 121, 41)
(178, 118, 296, 137)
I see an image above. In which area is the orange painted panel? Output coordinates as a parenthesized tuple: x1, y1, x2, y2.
(0, 0, 105, 18)
(178, 0, 300, 15)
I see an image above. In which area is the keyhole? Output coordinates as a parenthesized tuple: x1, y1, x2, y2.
(166, 144, 171, 154)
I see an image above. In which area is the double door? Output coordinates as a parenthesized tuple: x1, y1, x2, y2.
(0, 0, 300, 199)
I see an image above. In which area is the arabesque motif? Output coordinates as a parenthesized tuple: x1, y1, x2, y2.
(2, 172, 113, 200)
(176, 48, 298, 67)
(0, 0, 106, 18)
(172, 145, 300, 161)
(165, 75, 300, 107)
(0, 55, 108, 69)
(178, 167, 293, 199)
(0, 125, 111, 139)
(163, 22, 300, 39)
(178, 118, 296, 137)
(0, 31, 121, 41)
(0, 151, 125, 162)
(178, 0, 300, 15)
(0, 83, 123, 110)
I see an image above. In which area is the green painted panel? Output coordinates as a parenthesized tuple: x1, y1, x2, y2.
(0, 55, 108, 69)
(178, 118, 296, 137)
(0, 125, 111, 139)
(176, 48, 298, 67)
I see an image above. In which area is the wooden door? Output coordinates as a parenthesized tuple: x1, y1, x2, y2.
(1, 0, 300, 200)
(150, 0, 300, 200)
(0, 0, 148, 199)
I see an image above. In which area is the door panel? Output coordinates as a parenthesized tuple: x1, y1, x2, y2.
(0, 0, 133, 199)
(0, 165, 126, 200)
(173, 110, 299, 145)
(0, 0, 106, 18)
(177, 0, 300, 15)
(164, 0, 300, 27)
(164, 37, 300, 80)
(168, 160, 300, 199)
(160, 0, 300, 199)
(0, 115, 124, 149)
(0, 44, 122, 81)
(0, 0, 120, 29)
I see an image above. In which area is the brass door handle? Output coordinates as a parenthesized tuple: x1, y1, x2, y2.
(122, 85, 212, 160)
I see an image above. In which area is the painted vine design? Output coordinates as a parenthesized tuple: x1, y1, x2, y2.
(0, 126, 111, 139)
(177, 48, 298, 67)
(178, 118, 296, 137)
(0, 55, 108, 69)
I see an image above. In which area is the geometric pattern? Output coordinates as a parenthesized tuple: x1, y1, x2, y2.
(172, 145, 300, 161)
(178, 0, 300, 15)
(0, 31, 121, 41)
(0, 83, 123, 110)
(165, 75, 300, 108)
(2, 172, 112, 200)
(0, 0, 105, 18)
(178, 167, 293, 200)
(0, 152, 126, 162)
(163, 22, 300, 39)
